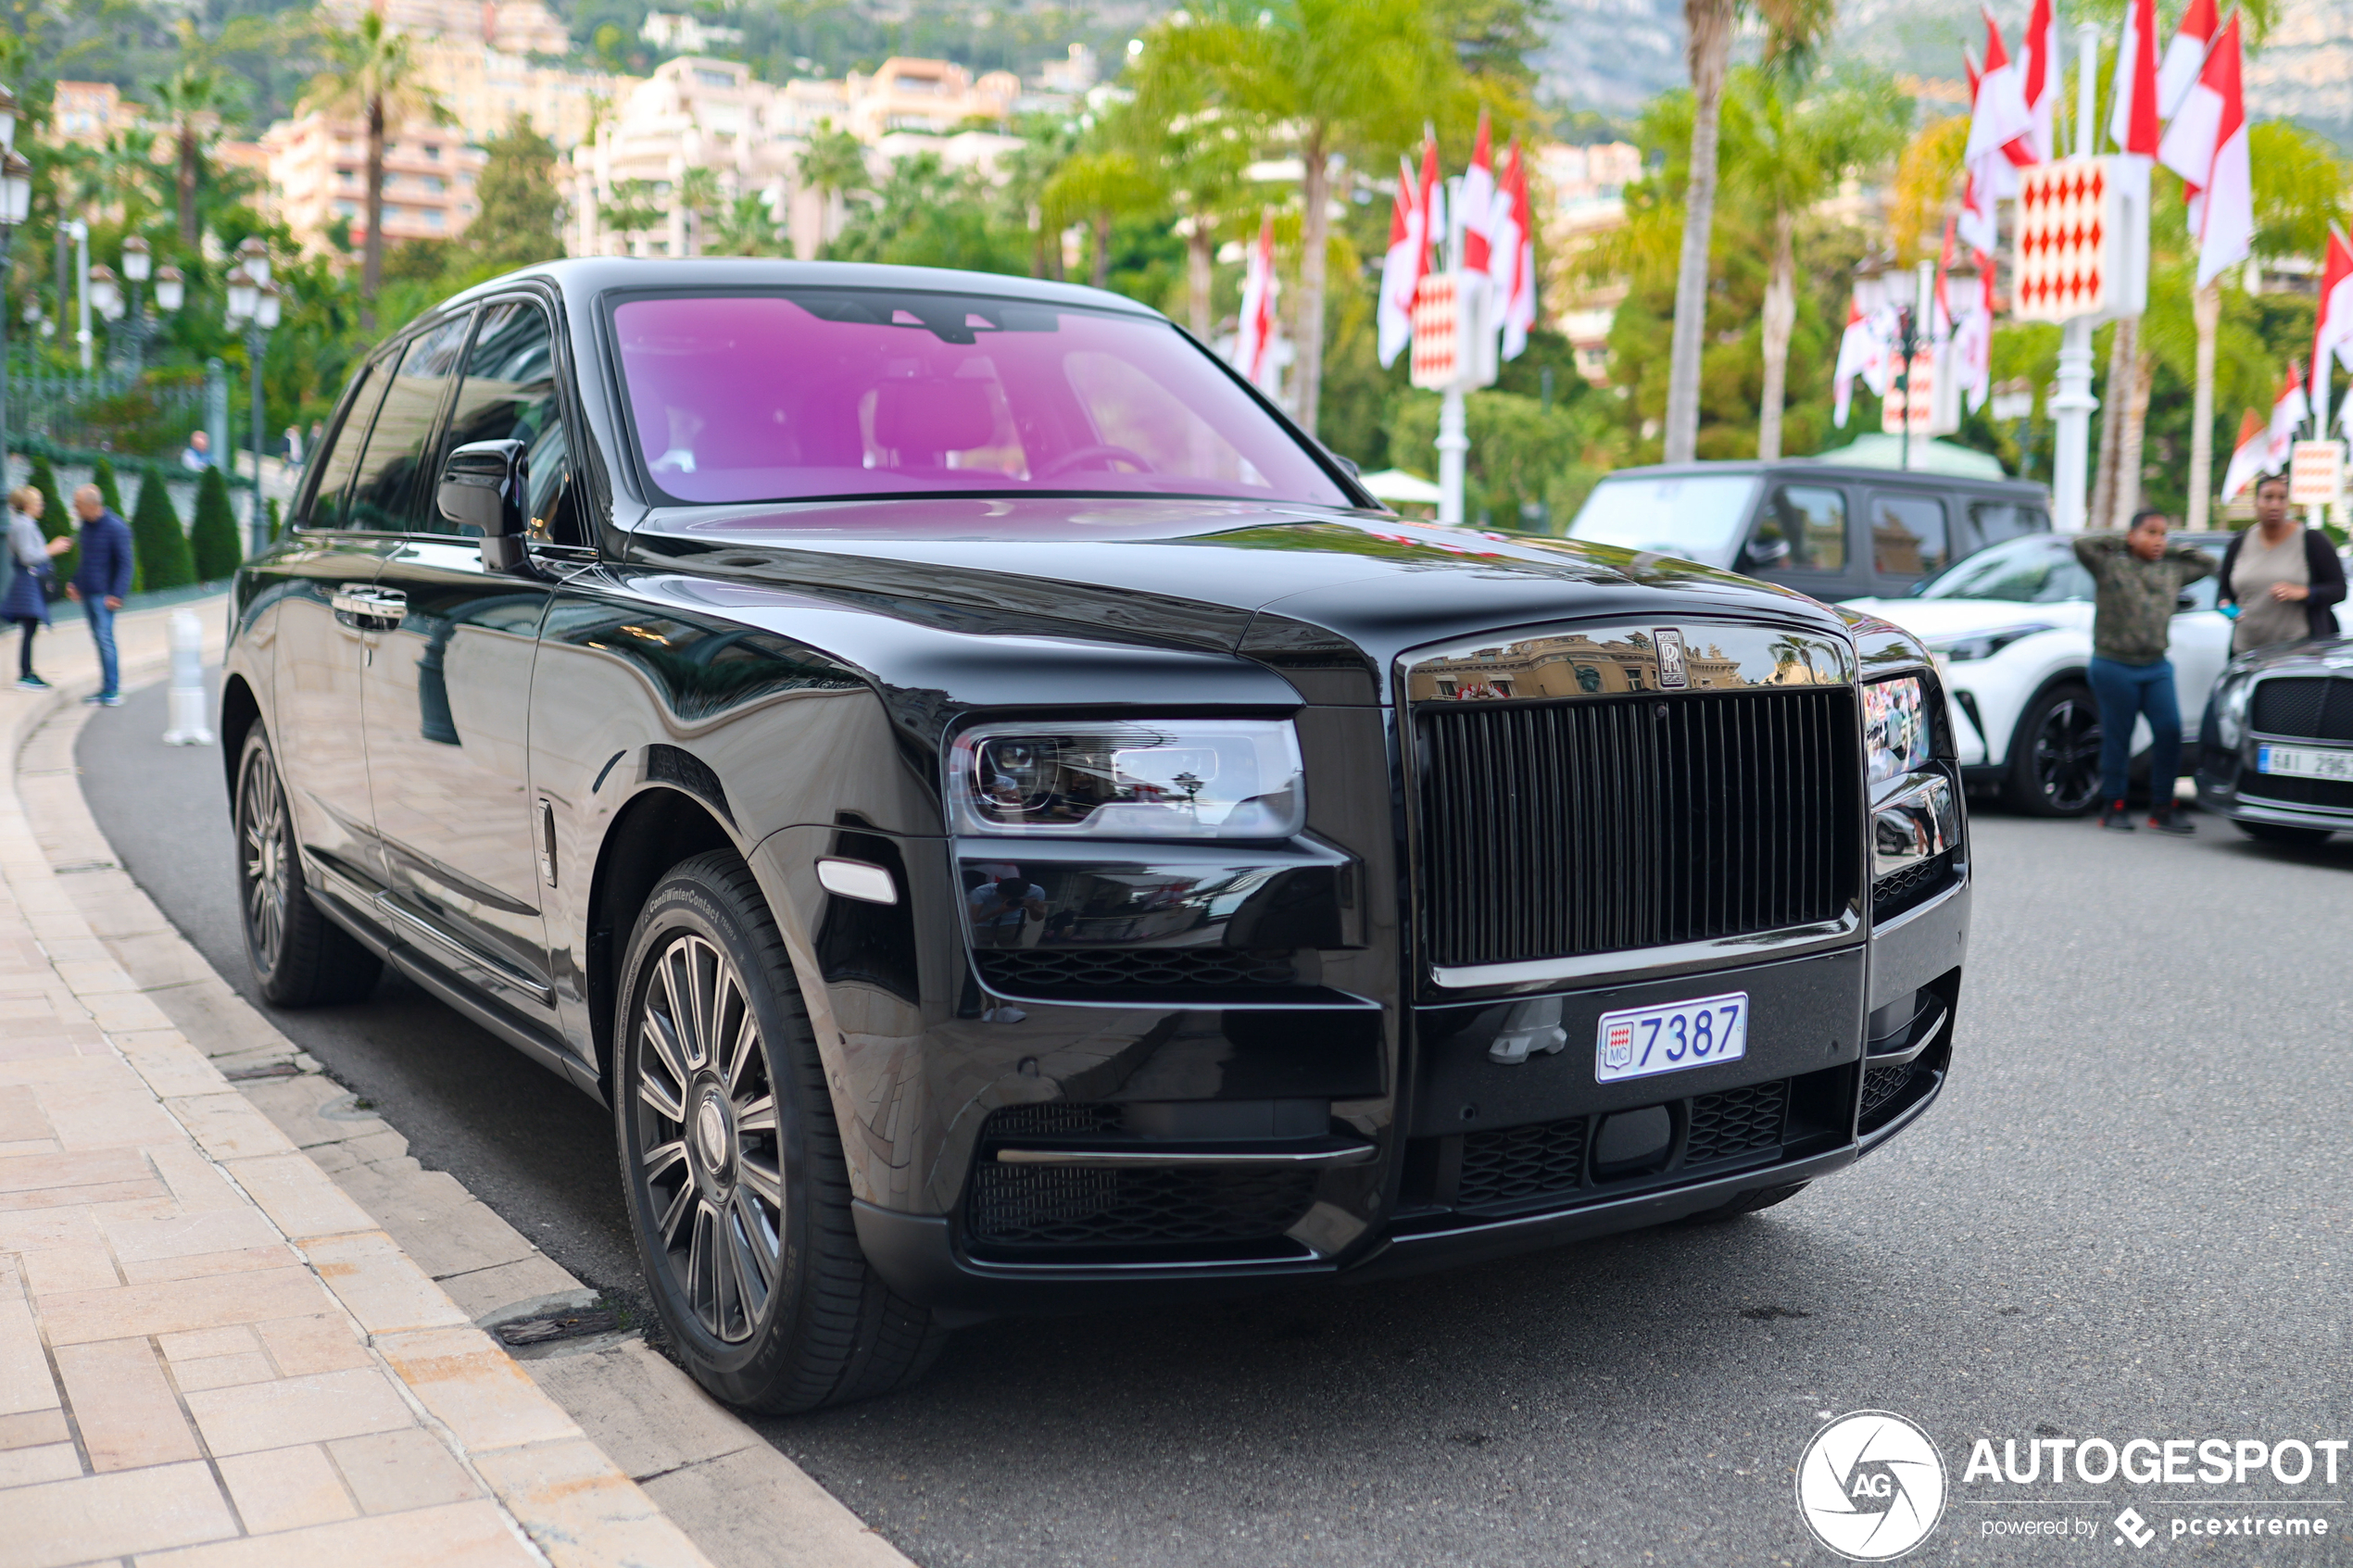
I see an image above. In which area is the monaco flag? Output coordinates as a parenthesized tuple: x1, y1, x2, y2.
(2309, 228, 2353, 414)
(2158, 0, 2221, 119)
(2108, 0, 2161, 159)
(2022, 0, 2058, 162)
(1832, 301, 1894, 427)
(1461, 109, 1497, 276)
(2268, 364, 2310, 467)
(1234, 212, 1279, 387)
(2221, 408, 2269, 502)
(1966, 11, 2036, 169)
(1378, 160, 1420, 368)
(2157, 8, 2251, 288)
(1495, 137, 1537, 360)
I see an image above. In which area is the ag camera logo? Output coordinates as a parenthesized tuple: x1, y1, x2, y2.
(1796, 1411, 1947, 1561)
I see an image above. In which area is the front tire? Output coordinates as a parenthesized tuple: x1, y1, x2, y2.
(234, 726, 382, 1007)
(614, 851, 944, 1412)
(2003, 683, 2103, 816)
(2234, 820, 2333, 847)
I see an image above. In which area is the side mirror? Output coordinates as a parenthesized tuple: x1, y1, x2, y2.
(437, 439, 528, 570)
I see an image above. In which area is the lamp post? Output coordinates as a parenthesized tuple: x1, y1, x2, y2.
(88, 263, 120, 372)
(118, 234, 171, 375)
(223, 254, 279, 555)
(0, 86, 29, 477)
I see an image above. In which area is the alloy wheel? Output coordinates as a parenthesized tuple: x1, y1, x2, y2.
(2032, 696, 2101, 813)
(238, 746, 290, 972)
(632, 933, 784, 1345)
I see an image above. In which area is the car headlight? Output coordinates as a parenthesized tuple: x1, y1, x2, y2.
(949, 719, 1305, 838)
(2217, 679, 2253, 747)
(1863, 675, 1934, 788)
(1924, 623, 2056, 662)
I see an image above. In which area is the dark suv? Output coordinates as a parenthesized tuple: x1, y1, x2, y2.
(220, 260, 1968, 1413)
(1557, 460, 2052, 603)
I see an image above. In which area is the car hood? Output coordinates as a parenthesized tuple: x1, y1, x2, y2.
(2220, 632, 2353, 681)
(1841, 596, 2092, 643)
(629, 497, 1855, 701)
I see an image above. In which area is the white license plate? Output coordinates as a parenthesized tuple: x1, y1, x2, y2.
(1595, 992, 1749, 1084)
(2257, 744, 2353, 783)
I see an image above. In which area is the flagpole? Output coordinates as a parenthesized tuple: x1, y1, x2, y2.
(1437, 173, 1468, 525)
(2050, 23, 2104, 532)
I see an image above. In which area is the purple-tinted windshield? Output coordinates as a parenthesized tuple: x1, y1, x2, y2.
(611, 291, 1348, 508)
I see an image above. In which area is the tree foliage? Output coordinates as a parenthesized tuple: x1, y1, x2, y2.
(190, 466, 244, 583)
(468, 117, 566, 274)
(128, 466, 195, 593)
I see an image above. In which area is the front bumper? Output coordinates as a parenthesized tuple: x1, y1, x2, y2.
(846, 870, 1964, 1316)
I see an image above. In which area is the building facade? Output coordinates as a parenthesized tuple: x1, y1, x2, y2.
(263, 112, 488, 253)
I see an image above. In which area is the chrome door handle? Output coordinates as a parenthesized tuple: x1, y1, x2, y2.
(331, 586, 407, 631)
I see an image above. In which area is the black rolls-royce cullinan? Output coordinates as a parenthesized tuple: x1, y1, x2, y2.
(220, 259, 1969, 1412)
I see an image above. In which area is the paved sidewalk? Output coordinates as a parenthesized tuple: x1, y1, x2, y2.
(0, 605, 713, 1568)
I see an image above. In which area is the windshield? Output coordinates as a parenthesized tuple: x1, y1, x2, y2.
(1564, 474, 1761, 563)
(1913, 534, 2093, 602)
(610, 290, 1348, 508)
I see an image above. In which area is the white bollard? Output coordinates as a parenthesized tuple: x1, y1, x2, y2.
(160, 608, 214, 746)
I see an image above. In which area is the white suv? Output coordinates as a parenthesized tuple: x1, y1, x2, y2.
(1844, 532, 2233, 815)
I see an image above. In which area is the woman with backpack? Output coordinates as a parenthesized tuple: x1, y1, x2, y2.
(4, 484, 73, 692)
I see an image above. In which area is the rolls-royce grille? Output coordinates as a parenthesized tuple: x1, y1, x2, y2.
(2251, 676, 2353, 741)
(1416, 688, 1859, 970)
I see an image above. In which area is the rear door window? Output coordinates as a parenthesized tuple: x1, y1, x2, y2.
(346, 315, 473, 533)
(302, 360, 390, 532)
(1740, 484, 1847, 576)
(1869, 493, 1949, 580)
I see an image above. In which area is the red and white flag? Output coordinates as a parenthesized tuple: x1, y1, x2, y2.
(2158, 8, 2251, 288)
(1495, 137, 1537, 360)
(2268, 363, 2310, 467)
(1956, 56, 2003, 255)
(1966, 11, 2036, 169)
(2021, 0, 2058, 162)
(1416, 132, 1444, 290)
(1378, 160, 1420, 368)
(1234, 211, 1279, 387)
(1832, 300, 1894, 427)
(2221, 408, 2269, 502)
(2108, 0, 2162, 159)
(2158, 0, 2221, 119)
(1460, 109, 1496, 277)
(2309, 228, 2353, 417)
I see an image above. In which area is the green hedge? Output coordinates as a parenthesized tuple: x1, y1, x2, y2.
(128, 466, 197, 593)
(25, 454, 74, 585)
(190, 467, 243, 582)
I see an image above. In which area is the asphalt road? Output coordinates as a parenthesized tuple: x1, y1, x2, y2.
(83, 671, 2353, 1566)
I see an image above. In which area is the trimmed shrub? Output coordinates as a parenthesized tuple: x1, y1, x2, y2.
(128, 466, 196, 592)
(190, 466, 243, 582)
(26, 454, 74, 584)
(91, 457, 124, 519)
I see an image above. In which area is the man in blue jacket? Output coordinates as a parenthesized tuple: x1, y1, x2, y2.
(64, 483, 132, 707)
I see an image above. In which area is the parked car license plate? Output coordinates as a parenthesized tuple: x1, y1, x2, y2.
(1595, 993, 1748, 1084)
(2256, 744, 2353, 783)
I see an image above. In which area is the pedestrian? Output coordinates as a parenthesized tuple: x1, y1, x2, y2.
(63, 483, 133, 708)
(2217, 472, 2346, 654)
(4, 485, 73, 691)
(2074, 508, 2217, 834)
(283, 424, 306, 470)
(180, 430, 214, 473)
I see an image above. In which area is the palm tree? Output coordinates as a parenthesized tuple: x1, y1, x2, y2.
(150, 56, 244, 248)
(599, 179, 665, 255)
(1721, 67, 1903, 460)
(795, 121, 869, 256)
(1141, 0, 1460, 435)
(1659, 0, 1835, 464)
(1041, 147, 1159, 289)
(708, 193, 782, 257)
(673, 165, 723, 256)
(301, 9, 446, 306)
(1126, 33, 1260, 335)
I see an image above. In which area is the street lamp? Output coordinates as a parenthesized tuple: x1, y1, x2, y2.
(224, 258, 279, 555)
(154, 265, 184, 313)
(118, 234, 166, 375)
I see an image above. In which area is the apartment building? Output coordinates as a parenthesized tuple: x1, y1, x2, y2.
(567, 56, 808, 258)
(414, 36, 635, 152)
(842, 57, 1018, 140)
(264, 112, 488, 253)
(45, 82, 145, 149)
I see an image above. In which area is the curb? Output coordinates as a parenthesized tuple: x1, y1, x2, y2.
(9, 601, 913, 1568)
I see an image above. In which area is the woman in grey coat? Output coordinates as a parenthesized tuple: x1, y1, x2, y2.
(5, 485, 73, 690)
